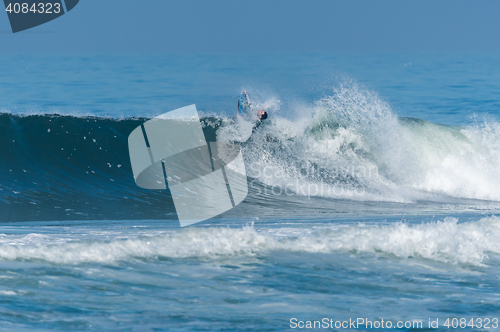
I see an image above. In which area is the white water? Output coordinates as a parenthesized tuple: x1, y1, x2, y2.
(217, 83, 500, 202)
(1, 216, 499, 266)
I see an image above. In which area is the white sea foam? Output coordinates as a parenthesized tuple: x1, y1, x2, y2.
(0, 217, 499, 266)
(217, 82, 500, 202)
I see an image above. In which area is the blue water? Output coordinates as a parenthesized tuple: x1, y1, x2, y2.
(1, 53, 500, 331)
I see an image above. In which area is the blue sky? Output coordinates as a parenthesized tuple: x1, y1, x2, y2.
(1, 0, 500, 53)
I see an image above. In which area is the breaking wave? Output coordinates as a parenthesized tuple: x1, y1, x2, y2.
(1, 216, 499, 266)
(219, 83, 500, 203)
(1, 82, 500, 221)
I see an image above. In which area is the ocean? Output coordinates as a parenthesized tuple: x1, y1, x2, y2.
(1, 53, 500, 331)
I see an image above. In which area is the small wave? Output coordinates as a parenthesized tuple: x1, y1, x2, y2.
(1, 216, 499, 265)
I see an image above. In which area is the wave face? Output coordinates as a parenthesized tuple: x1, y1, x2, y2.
(219, 83, 500, 204)
(0, 114, 175, 221)
(2, 83, 500, 221)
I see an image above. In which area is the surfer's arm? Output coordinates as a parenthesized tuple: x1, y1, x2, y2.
(252, 120, 262, 133)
